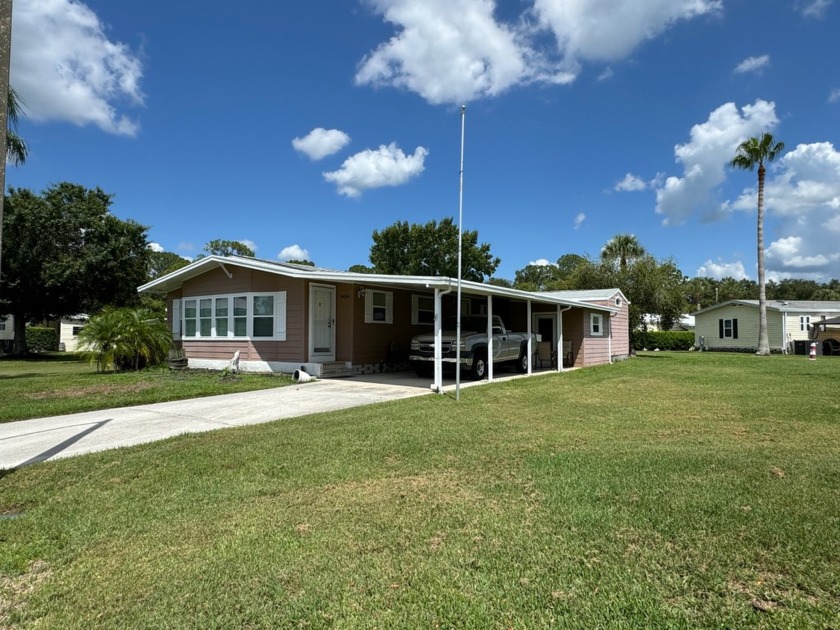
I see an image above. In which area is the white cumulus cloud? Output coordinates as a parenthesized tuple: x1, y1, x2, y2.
(829, 88, 840, 103)
(654, 99, 779, 225)
(278, 244, 310, 261)
(356, 0, 536, 105)
(240, 239, 257, 253)
(357, 0, 719, 104)
(573, 212, 586, 229)
(323, 143, 428, 198)
(615, 173, 648, 192)
(292, 128, 351, 160)
(11, 0, 144, 135)
(734, 54, 770, 74)
(696, 260, 749, 280)
(532, 0, 721, 63)
(528, 258, 553, 266)
(147, 242, 164, 253)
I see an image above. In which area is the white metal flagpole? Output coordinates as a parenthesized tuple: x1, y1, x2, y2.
(456, 105, 466, 401)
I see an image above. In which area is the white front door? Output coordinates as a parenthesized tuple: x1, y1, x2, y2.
(310, 285, 335, 361)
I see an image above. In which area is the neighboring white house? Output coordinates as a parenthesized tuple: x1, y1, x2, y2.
(694, 300, 840, 353)
(0, 315, 13, 342)
(57, 315, 88, 351)
(0, 314, 87, 351)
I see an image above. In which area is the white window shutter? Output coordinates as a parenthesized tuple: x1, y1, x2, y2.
(275, 292, 287, 341)
(385, 291, 393, 324)
(171, 298, 181, 339)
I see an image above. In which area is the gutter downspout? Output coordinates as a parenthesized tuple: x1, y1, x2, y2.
(781, 311, 787, 354)
(432, 282, 453, 394)
(608, 311, 616, 364)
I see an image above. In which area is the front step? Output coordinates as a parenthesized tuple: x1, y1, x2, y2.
(318, 361, 356, 379)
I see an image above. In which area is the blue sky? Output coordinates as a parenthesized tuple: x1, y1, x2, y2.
(7, 0, 840, 282)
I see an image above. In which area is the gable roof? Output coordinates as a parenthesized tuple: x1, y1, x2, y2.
(539, 288, 629, 304)
(694, 299, 840, 316)
(138, 255, 620, 313)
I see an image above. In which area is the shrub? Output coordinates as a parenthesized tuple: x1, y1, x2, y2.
(26, 326, 59, 352)
(77, 306, 172, 372)
(632, 330, 695, 351)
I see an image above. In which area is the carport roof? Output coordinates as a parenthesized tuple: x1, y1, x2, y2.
(138, 255, 619, 313)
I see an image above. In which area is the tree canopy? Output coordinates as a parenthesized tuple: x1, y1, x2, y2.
(600, 234, 646, 271)
(199, 239, 255, 258)
(369, 217, 500, 281)
(1, 183, 150, 355)
(148, 250, 190, 280)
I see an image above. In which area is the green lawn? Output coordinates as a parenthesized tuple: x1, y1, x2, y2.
(0, 353, 294, 422)
(1, 353, 838, 628)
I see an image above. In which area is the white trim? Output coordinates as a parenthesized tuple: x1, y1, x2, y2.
(309, 284, 336, 362)
(590, 313, 604, 336)
(365, 288, 393, 324)
(181, 291, 285, 340)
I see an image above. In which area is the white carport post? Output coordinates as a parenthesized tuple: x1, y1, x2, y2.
(556, 304, 563, 373)
(526, 300, 532, 374)
(487, 295, 493, 381)
(434, 288, 443, 393)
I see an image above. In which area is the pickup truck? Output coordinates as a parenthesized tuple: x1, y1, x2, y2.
(409, 315, 537, 380)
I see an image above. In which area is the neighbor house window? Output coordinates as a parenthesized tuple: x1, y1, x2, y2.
(365, 289, 393, 324)
(800, 316, 810, 331)
(72, 326, 84, 336)
(0, 323, 6, 331)
(179, 292, 286, 340)
(412, 294, 434, 325)
(719, 318, 738, 339)
(590, 313, 604, 336)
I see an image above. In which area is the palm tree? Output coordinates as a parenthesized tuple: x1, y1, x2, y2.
(731, 133, 785, 356)
(78, 306, 172, 372)
(600, 234, 646, 271)
(6, 87, 27, 165)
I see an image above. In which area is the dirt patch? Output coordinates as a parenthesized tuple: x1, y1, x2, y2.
(0, 560, 52, 628)
(27, 382, 156, 399)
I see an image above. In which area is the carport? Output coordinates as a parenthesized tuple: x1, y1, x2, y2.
(390, 277, 620, 393)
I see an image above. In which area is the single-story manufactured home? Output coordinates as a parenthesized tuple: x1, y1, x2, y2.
(138, 256, 630, 387)
(693, 299, 840, 354)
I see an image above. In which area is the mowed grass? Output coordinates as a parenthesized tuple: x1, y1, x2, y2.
(0, 353, 293, 422)
(1, 353, 838, 628)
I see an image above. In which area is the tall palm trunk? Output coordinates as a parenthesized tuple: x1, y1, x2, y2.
(756, 163, 770, 355)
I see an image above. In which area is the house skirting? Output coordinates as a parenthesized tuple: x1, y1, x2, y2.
(185, 358, 410, 377)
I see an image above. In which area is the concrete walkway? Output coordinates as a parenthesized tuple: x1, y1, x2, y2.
(0, 377, 431, 469)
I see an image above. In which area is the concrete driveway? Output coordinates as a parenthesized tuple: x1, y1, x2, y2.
(0, 376, 430, 469)
(0, 368, 554, 470)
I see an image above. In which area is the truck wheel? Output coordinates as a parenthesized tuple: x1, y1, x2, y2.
(516, 349, 530, 373)
(470, 353, 487, 380)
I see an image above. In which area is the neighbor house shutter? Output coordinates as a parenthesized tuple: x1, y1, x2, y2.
(732, 318, 738, 339)
(385, 291, 393, 324)
(274, 291, 287, 341)
(718, 319, 724, 339)
(171, 298, 181, 340)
